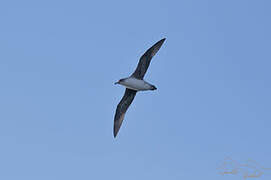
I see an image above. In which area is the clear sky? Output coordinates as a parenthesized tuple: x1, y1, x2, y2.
(0, 0, 271, 179)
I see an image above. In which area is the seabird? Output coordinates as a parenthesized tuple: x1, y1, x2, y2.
(113, 38, 166, 137)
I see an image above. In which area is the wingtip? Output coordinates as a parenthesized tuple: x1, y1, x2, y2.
(113, 125, 119, 138)
(155, 38, 166, 47)
(160, 38, 166, 42)
(113, 131, 117, 138)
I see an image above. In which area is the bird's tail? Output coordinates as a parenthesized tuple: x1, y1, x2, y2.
(150, 85, 157, 90)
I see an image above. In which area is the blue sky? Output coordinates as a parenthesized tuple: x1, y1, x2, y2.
(0, 0, 271, 179)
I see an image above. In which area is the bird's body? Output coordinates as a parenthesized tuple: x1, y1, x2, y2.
(113, 38, 166, 137)
(117, 77, 156, 91)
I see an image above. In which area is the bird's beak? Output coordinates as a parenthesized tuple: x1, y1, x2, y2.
(114, 81, 119, 85)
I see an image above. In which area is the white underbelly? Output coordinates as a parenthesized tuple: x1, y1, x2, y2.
(121, 78, 151, 91)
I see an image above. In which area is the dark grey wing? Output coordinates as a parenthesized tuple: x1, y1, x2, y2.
(114, 88, 137, 137)
(131, 38, 166, 80)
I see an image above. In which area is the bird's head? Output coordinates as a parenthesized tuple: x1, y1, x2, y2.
(114, 78, 125, 85)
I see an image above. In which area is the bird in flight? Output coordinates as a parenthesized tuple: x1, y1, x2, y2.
(113, 38, 166, 137)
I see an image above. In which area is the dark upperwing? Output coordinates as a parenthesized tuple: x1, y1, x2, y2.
(113, 88, 137, 137)
(131, 38, 166, 80)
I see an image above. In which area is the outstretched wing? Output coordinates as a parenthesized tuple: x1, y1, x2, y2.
(114, 88, 137, 137)
(131, 38, 166, 80)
